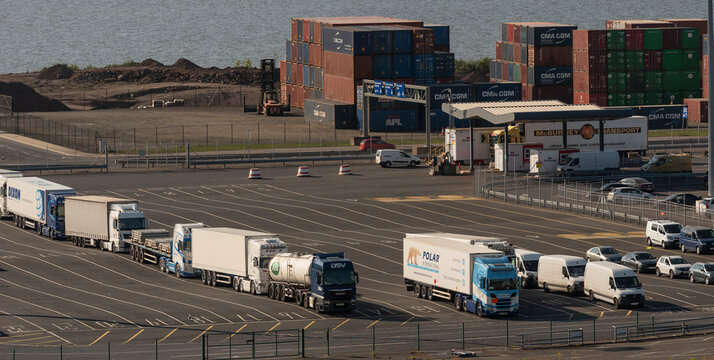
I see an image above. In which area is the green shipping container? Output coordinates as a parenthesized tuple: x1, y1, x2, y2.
(681, 90, 702, 99)
(644, 29, 663, 50)
(607, 30, 625, 51)
(626, 71, 645, 92)
(682, 49, 699, 70)
(607, 51, 626, 71)
(644, 71, 663, 92)
(625, 51, 645, 71)
(682, 70, 701, 90)
(514, 64, 521, 82)
(680, 28, 700, 49)
(607, 94, 628, 106)
(607, 73, 618, 93)
(663, 90, 682, 104)
(626, 92, 645, 106)
(662, 49, 683, 70)
(617, 73, 627, 92)
(663, 71, 682, 90)
(645, 92, 664, 105)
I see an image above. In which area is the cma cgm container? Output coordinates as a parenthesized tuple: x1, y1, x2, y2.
(526, 24, 577, 46)
(322, 27, 373, 55)
(527, 66, 573, 86)
(428, 83, 474, 108)
(474, 82, 522, 102)
(637, 105, 686, 129)
(304, 98, 357, 129)
(357, 108, 419, 132)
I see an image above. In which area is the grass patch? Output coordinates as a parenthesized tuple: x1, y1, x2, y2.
(648, 129, 708, 137)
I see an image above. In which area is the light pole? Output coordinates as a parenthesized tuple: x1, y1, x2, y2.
(708, 0, 714, 196)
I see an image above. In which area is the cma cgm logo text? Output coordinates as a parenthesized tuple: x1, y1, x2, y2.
(541, 28, 571, 44)
(648, 108, 682, 121)
(482, 86, 516, 98)
(434, 90, 469, 101)
(540, 69, 571, 80)
(330, 262, 346, 269)
(7, 187, 20, 200)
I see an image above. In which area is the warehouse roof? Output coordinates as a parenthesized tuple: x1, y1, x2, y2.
(441, 101, 637, 124)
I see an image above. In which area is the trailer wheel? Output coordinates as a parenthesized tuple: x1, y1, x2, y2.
(36, 223, 42, 235)
(426, 287, 434, 301)
(210, 271, 216, 286)
(279, 286, 286, 302)
(233, 277, 241, 292)
(476, 302, 484, 317)
(455, 296, 463, 311)
(295, 291, 302, 305)
(138, 249, 144, 263)
(201, 270, 208, 285)
(303, 294, 310, 307)
(413, 284, 420, 296)
(268, 284, 274, 299)
(419, 285, 427, 299)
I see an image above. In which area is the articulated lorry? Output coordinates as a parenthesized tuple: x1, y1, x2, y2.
(6, 177, 76, 239)
(126, 223, 207, 277)
(66, 196, 149, 252)
(191, 227, 358, 313)
(403, 233, 519, 316)
(0, 170, 22, 218)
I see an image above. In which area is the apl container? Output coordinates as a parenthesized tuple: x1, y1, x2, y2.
(356, 108, 419, 132)
(304, 98, 356, 129)
(322, 27, 373, 55)
(474, 82, 522, 102)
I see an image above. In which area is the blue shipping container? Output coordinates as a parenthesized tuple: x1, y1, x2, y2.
(638, 105, 685, 129)
(491, 60, 502, 80)
(303, 43, 310, 64)
(434, 52, 455, 78)
(322, 27, 373, 55)
(286, 62, 292, 84)
(365, 26, 393, 54)
(391, 27, 413, 54)
(425, 24, 450, 46)
(414, 54, 434, 82)
(427, 109, 471, 130)
(374, 55, 393, 79)
(528, 66, 573, 86)
(297, 19, 303, 41)
(393, 54, 413, 78)
(303, 66, 309, 87)
(357, 109, 419, 132)
(507, 63, 514, 82)
(474, 82, 522, 102)
(527, 25, 577, 46)
(429, 83, 475, 108)
(309, 66, 315, 88)
(286, 40, 292, 62)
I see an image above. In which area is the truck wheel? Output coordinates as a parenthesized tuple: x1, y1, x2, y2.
(250, 281, 256, 295)
(414, 284, 421, 297)
(589, 290, 596, 302)
(303, 295, 310, 307)
(279, 286, 286, 302)
(201, 270, 208, 285)
(233, 278, 240, 292)
(543, 283, 550, 293)
(268, 284, 274, 298)
(613, 298, 620, 309)
(419, 285, 427, 299)
(112, 243, 117, 253)
(567, 285, 573, 296)
(175, 266, 182, 278)
(138, 249, 144, 263)
(455, 296, 463, 311)
(426, 287, 434, 301)
(295, 291, 302, 305)
(159, 259, 165, 272)
(384, 161, 392, 168)
(476, 302, 483, 317)
(210, 271, 216, 286)
(647, 237, 652, 246)
(409, 161, 416, 168)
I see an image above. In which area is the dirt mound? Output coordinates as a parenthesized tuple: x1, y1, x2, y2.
(172, 58, 201, 69)
(38, 64, 75, 80)
(0, 82, 70, 112)
(140, 58, 164, 67)
(69, 67, 262, 86)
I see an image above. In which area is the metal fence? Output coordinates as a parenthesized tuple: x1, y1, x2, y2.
(0, 112, 97, 153)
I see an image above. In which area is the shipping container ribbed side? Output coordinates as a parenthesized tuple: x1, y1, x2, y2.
(425, 24, 450, 46)
(607, 19, 674, 29)
(280, 61, 287, 83)
(433, 52, 455, 78)
(527, 46, 573, 66)
(323, 74, 359, 104)
(684, 98, 708, 124)
(414, 54, 434, 84)
(392, 27, 414, 54)
(393, 54, 414, 78)
(285, 62, 292, 84)
(322, 51, 373, 79)
(291, 19, 299, 41)
(356, 108, 419, 132)
(374, 55, 393, 79)
(474, 82, 522, 102)
(304, 98, 357, 129)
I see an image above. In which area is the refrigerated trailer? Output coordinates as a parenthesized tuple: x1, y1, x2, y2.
(6, 177, 75, 239)
(0, 170, 22, 218)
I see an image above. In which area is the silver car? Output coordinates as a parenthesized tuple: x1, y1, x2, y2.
(586, 246, 623, 263)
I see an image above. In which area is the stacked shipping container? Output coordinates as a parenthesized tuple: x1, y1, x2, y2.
(491, 22, 577, 103)
(572, 27, 702, 107)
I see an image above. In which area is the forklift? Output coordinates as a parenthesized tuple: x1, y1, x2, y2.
(243, 59, 291, 116)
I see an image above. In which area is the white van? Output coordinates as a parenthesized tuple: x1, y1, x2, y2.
(375, 149, 421, 168)
(584, 261, 645, 308)
(556, 151, 620, 176)
(515, 249, 542, 288)
(537, 255, 586, 295)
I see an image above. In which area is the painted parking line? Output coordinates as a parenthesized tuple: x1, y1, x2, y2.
(400, 316, 415, 326)
(265, 322, 281, 334)
(123, 329, 144, 344)
(224, 324, 247, 342)
(373, 195, 480, 203)
(88, 331, 110, 346)
(599, 311, 605, 318)
(303, 321, 315, 330)
(0, 335, 53, 344)
(625, 310, 633, 317)
(332, 319, 350, 331)
(366, 318, 382, 328)
(188, 326, 213, 344)
(158, 328, 177, 343)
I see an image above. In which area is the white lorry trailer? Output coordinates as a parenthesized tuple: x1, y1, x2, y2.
(403, 233, 519, 316)
(0, 170, 22, 218)
(65, 196, 149, 252)
(6, 177, 76, 239)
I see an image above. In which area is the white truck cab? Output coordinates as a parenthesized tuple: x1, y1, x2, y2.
(584, 261, 645, 308)
(646, 220, 681, 248)
(514, 249, 542, 288)
(172, 223, 207, 276)
(247, 238, 288, 294)
(110, 203, 149, 252)
(375, 149, 421, 168)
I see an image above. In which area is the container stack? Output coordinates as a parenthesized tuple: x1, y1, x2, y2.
(684, 33, 708, 124)
(572, 27, 702, 107)
(491, 22, 577, 103)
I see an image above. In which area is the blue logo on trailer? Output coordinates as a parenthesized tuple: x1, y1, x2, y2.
(7, 187, 20, 200)
(384, 82, 394, 97)
(374, 81, 383, 95)
(35, 190, 44, 219)
(395, 83, 405, 98)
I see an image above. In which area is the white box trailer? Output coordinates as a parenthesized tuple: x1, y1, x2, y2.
(529, 149, 580, 175)
(523, 116, 647, 153)
(494, 143, 544, 172)
(445, 128, 498, 164)
(0, 170, 22, 218)
(65, 196, 147, 252)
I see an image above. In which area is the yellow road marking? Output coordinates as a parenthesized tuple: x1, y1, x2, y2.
(303, 321, 315, 330)
(265, 322, 281, 334)
(122, 329, 144, 344)
(188, 325, 213, 344)
(366, 318, 382, 328)
(158, 328, 177, 343)
(0, 335, 52, 344)
(628, 231, 646, 236)
(593, 232, 624, 237)
(223, 324, 247, 342)
(400, 316, 415, 326)
(625, 310, 632, 317)
(88, 331, 110, 346)
(568, 314, 573, 321)
(333, 319, 350, 331)
(599, 311, 604, 318)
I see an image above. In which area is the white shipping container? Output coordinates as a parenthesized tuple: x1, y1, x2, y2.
(445, 128, 496, 163)
(6, 177, 74, 224)
(524, 116, 647, 152)
(192, 228, 279, 277)
(494, 143, 544, 172)
(65, 196, 133, 241)
(403, 234, 502, 295)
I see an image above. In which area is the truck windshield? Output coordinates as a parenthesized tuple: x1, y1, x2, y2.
(323, 270, 355, 286)
(567, 265, 585, 277)
(259, 258, 271, 268)
(118, 218, 146, 230)
(663, 224, 681, 233)
(487, 278, 516, 291)
(522, 260, 539, 271)
(614, 276, 641, 289)
(56, 205, 65, 218)
(182, 240, 191, 251)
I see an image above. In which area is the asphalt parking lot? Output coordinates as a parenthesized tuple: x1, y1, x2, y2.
(2, 164, 714, 359)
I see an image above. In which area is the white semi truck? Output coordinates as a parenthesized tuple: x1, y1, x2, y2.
(0, 170, 22, 218)
(6, 177, 76, 239)
(65, 195, 149, 252)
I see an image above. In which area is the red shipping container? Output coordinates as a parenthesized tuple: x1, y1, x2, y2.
(296, 85, 304, 108)
(323, 74, 358, 104)
(315, 22, 322, 44)
(302, 21, 310, 42)
(607, 19, 674, 29)
(573, 50, 607, 72)
(315, 44, 323, 67)
(280, 61, 287, 83)
(522, 83, 530, 100)
(573, 30, 607, 51)
(408, 27, 435, 54)
(662, 28, 681, 49)
(685, 98, 708, 123)
(507, 23, 515, 42)
(521, 65, 528, 83)
(280, 82, 288, 104)
(625, 29, 644, 50)
(309, 43, 316, 66)
(501, 62, 508, 81)
(496, 42, 503, 60)
(513, 43, 521, 63)
(514, 24, 521, 45)
(291, 19, 299, 41)
(573, 71, 606, 93)
(528, 46, 573, 66)
(296, 64, 303, 86)
(394, 78, 415, 84)
(643, 50, 663, 71)
(290, 61, 298, 85)
(574, 91, 608, 106)
(662, 19, 708, 35)
(322, 52, 373, 79)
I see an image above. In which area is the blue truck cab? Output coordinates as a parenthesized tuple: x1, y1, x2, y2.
(44, 193, 74, 239)
(680, 226, 714, 254)
(310, 252, 358, 312)
(166, 223, 206, 277)
(469, 256, 519, 316)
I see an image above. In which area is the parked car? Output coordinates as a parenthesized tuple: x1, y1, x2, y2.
(656, 255, 691, 278)
(689, 263, 714, 284)
(585, 246, 623, 263)
(697, 197, 714, 215)
(607, 187, 654, 202)
(645, 220, 681, 248)
(680, 226, 714, 254)
(621, 252, 657, 273)
(359, 138, 395, 151)
(375, 149, 420, 168)
(587, 182, 629, 198)
(619, 177, 654, 192)
(660, 193, 701, 206)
